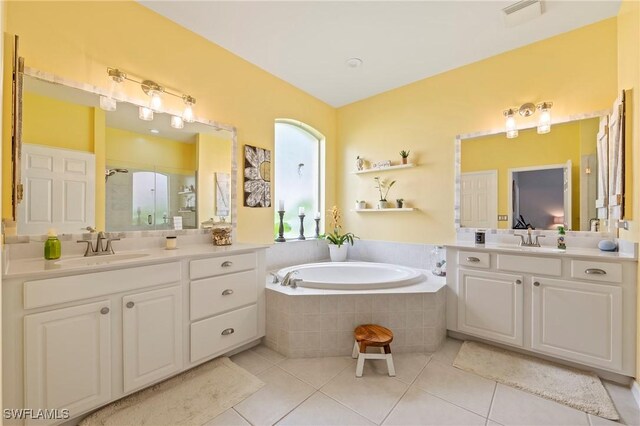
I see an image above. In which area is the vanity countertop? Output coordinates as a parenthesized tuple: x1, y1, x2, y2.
(446, 241, 637, 261)
(3, 243, 269, 280)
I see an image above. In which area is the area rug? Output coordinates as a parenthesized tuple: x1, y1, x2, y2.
(80, 357, 264, 426)
(453, 341, 619, 420)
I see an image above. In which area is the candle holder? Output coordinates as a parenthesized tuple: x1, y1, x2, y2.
(275, 210, 286, 242)
(314, 218, 320, 238)
(298, 214, 306, 240)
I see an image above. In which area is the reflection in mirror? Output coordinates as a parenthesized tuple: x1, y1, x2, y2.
(17, 73, 233, 235)
(460, 117, 601, 231)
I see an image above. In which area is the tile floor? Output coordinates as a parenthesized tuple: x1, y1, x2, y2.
(207, 338, 640, 426)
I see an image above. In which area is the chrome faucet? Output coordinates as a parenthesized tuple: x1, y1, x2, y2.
(281, 270, 302, 288)
(77, 231, 120, 256)
(514, 228, 545, 247)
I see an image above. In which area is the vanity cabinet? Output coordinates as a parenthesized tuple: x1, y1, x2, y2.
(447, 246, 636, 376)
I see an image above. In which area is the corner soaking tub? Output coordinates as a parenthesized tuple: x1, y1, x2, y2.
(276, 262, 424, 290)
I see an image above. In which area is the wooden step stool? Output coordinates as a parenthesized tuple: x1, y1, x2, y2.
(352, 324, 396, 377)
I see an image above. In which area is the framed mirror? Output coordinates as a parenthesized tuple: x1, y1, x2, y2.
(454, 112, 612, 232)
(11, 67, 236, 236)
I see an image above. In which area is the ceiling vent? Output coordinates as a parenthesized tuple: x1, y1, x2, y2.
(502, 0, 544, 27)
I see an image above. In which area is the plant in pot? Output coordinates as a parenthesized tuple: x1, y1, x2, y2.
(396, 198, 404, 208)
(355, 200, 366, 210)
(321, 206, 358, 262)
(399, 150, 410, 165)
(374, 177, 396, 209)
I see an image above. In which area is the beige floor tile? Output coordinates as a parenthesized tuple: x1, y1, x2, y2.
(321, 367, 409, 424)
(489, 384, 589, 426)
(277, 392, 374, 425)
(415, 359, 496, 417)
(383, 386, 486, 425)
(203, 408, 251, 426)
(486, 421, 504, 426)
(230, 350, 274, 375)
(278, 356, 354, 389)
(363, 352, 431, 384)
(588, 414, 623, 425)
(234, 366, 315, 426)
(603, 381, 640, 425)
(431, 337, 463, 364)
(252, 344, 287, 363)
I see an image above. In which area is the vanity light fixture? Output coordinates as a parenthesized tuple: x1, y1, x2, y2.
(502, 101, 553, 138)
(504, 108, 519, 139)
(537, 101, 553, 134)
(170, 115, 184, 129)
(182, 95, 196, 123)
(141, 80, 163, 111)
(139, 106, 154, 121)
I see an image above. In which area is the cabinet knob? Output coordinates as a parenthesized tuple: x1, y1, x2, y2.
(585, 268, 606, 275)
(221, 328, 235, 336)
(126, 301, 135, 309)
(222, 289, 234, 296)
(515, 279, 522, 285)
(100, 307, 110, 315)
(221, 261, 233, 268)
(466, 257, 480, 263)
(533, 281, 541, 287)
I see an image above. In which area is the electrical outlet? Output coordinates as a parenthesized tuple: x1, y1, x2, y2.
(618, 220, 629, 230)
(498, 215, 508, 221)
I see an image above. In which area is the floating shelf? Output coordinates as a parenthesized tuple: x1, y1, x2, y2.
(352, 208, 417, 212)
(352, 163, 416, 174)
(178, 190, 195, 195)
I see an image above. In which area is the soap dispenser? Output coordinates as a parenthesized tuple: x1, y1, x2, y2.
(44, 228, 61, 260)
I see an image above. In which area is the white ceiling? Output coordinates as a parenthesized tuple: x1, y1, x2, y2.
(140, 1, 620, 107)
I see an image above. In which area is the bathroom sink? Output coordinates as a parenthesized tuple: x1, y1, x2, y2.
(55, 253, 150, 267)
(495, 244, 565, 254)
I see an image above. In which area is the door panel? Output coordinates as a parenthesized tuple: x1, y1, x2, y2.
(460, 171, 498, 228)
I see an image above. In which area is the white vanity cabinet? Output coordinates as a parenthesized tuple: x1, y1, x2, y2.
(447, 246, 637, 377)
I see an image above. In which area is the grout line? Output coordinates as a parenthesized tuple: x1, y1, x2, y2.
(232, 407, 254, 426)
(270, 389, 319, 425)
(486, 382, 498, 424)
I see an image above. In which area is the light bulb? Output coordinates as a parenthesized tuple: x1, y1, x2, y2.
(149, 91, 162, 111)
(99, 95, 116, 111)
(504, 109, 518, 139)
(182, 103, 194, 123)
(170, 115, 184, 129)
(139, 106, 154, 121)
(537, 106, 551, 134)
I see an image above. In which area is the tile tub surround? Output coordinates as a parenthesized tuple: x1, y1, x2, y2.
(264, 287, 447, 358)
(266, 239, 330, 270)
(346, 239, 438, 269)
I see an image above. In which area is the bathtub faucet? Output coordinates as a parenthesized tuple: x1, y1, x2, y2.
(281, 270, 301, 288)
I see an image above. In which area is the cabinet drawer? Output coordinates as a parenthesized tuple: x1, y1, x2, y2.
(497, 254, 561, 276)
(190, 305, 258, 362)
(458, 251, 490, 268)
(571, 260, 622, 283)
(190, 270, 257, 321)
(190, 253, 256, 280)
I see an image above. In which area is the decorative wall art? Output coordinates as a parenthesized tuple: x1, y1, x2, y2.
(243, 144, 271, 207)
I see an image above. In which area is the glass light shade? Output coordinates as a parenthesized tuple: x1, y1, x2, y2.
(99, 95, 116, 112)
(139, 106, 154, 121)
(537, 108, 551, 134)
(149, 91, 162, 111)
(170, 115, 184, 129)
(506, 129, 519, 139)
(183, 104, 194, 123)
(505, 113, 518, 139)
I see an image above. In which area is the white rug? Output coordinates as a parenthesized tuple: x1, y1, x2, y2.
(80, 357, 264, 426)
(453, 341, 619, 420)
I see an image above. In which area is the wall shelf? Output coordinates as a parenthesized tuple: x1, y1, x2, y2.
(352, 163, 416, 174)
(352, 208, 417, 212)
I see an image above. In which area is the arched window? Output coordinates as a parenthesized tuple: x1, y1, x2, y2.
(274, 120, 324, 240)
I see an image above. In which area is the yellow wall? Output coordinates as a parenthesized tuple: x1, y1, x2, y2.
(4, 0, 337, 243)
(337, 18, 618, 244)
(196, 133, 232, 223)
(461, 120, 596, 229)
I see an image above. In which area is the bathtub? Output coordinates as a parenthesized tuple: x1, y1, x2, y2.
(277, 262, 424, 290)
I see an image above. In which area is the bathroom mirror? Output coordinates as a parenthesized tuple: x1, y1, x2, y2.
(456, 115, 607, 232)
(13, 70, 235, 235)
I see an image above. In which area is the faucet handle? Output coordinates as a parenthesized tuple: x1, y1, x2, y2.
(269, 273, 280, 284)
(76, 240, 93, 256)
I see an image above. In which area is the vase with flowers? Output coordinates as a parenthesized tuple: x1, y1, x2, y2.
(374, 177, 396, 209)
(321, 206, 358, 262)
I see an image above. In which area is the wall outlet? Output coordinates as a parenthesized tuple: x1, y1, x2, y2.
(498, 215, 509, 221)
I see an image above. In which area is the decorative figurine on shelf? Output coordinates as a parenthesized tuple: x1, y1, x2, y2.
(557, 226, 566, 250)
(399, 150, 410, 165)
(356, 156, 365, 171)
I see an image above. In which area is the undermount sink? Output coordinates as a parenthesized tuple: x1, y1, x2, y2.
(496, 244, 565, 254)
(54, 253, 150, 267)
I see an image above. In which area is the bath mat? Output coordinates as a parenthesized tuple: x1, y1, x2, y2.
(80, 357, 264, 426)
(453, 341, 619, 420)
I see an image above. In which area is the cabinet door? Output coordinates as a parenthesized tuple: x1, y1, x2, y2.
(458, 269, 524, 346)
(531, 277, 622, 371)
(123, 286, 183, 393)
(24, 301, 111, 424)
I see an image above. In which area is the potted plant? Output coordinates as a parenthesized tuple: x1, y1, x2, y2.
(374, 177, 396, 209)
(396, 198, 404, 208)
(399, 150, 410, 165)
(355, 200, 366, 210)
(321, 206, 358, 262)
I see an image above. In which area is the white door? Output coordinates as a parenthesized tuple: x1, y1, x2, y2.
(460, 171, 498, 228)
(596, 116, 609, 219)
(18, 144, 95, 234)
(531, 277, 622, 371)
(123, 286, 183, 393)
(24, 301, 111, 424)
(457, 269, 524, 347)
(563, 160, 572, 229)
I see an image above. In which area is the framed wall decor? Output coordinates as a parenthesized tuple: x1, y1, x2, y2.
(243, 144, 271, 207)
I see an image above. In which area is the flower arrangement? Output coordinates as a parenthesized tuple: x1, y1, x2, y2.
(322, 206, 358, 247)
(374, 177, 396, 201)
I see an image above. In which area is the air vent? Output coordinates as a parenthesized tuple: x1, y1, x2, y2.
(502, 0, 543, 27)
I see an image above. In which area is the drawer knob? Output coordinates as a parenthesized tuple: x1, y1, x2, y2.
(466, 257, 480, 263)
(126, 301, 135, 309)
(222, 289, 234, 296)
(533, 281, 540, 287)
(515, 279, 522, 285)
(221, 328, 235, 336)
(221, 261, 233, 268)
(585, 268, 607, 275)
(100, 307, 110, 315)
